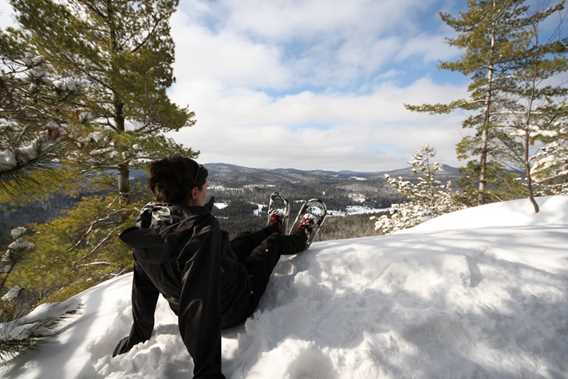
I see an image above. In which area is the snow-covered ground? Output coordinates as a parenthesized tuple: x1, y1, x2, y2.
(348, 193, 366, 203)
(251, 203, 266, 217)
(2, 196, 568, 379)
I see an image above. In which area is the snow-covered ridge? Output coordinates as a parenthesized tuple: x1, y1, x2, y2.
(2, 196, 567, 378)
(407, 195, 568, 233)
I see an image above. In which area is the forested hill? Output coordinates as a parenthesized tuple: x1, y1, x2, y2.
(203, 162, 460, 186)
(0, 162, 460, 247)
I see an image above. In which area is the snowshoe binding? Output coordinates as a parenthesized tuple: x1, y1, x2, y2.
(289, 198, 327, 247)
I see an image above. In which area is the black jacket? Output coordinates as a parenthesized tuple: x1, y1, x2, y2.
(117, 199, 260, 379)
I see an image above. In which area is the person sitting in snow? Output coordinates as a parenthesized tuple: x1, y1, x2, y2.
(112, 155, 314, 379)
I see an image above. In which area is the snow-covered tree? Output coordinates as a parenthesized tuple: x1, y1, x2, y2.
(531, 127, 568, 194)
(373, 146, 465, 234)
(0, 28, 83, 203)
(493, 2, 568, 212)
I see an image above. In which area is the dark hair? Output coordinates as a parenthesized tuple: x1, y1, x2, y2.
(148, 155, 208, 205)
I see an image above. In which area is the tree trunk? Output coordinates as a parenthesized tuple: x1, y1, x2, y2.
(478, 71, 493, 204)
(525, 24, 540, 214)
(525, 129, 539, 213)
(107, 1, 130, 205)
(115, 99, 129, 204)
(478, 13, 496, 205)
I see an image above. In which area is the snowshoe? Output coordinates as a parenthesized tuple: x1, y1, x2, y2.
(289, 198, 327, 247)
(267, 192, 291, 234)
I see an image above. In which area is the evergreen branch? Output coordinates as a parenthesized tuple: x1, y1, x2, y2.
(107, 267, 128, 278)
(0, 303, 82, 366)
(66, 209, 130, 253)
(75, 0, 107, 21)
(72, 228, 117, 269)
(57, 50, 114, 93)
(0, 130, 67, 194)
(94, 118, 118, 132)
(76, 261, 111, 267)
(133, 123, 162, 134)
(129, 14, 169, 54)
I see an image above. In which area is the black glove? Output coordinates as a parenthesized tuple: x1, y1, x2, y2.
(112, 336, 134, 357)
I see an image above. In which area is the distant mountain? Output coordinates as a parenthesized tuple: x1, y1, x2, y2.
(202, 163, 461, 186)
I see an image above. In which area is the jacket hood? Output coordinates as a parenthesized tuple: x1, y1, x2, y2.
(135, 202, 192, 230)
(118, 198, 215, 262)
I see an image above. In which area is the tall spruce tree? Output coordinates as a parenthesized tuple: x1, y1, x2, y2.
(9, 0, 197, 203)
(405, 0, 550, 205)
(495, 2, 568, 212)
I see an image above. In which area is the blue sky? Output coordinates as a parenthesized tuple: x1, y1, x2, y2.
(1, 0, 565, 171)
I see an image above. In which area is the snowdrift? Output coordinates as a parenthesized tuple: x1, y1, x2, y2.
(1, 196, 568, 379)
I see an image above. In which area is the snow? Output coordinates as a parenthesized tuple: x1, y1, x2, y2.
(348, 193, 366, 203)
(2, 196, 568, 378)
(88, 131, 106, 143)
(214, 202, 229, 210)
(252, 203, 265, 216)
(7, 239, 35, 252)
(408, 195, 568, 233)
(350, 176, 368, 181)
(243, 184, 276, 190)
(1, 286, 22, 302)
(328, 206, 390, 217)
(209, 185, 244, 193)
(10, 227, 27, 240)
(0, 150, 16, 170)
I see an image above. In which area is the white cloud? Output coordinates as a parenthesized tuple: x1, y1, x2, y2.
(0, 0, 15, 29)
(171, 11, 291, 89)
(177, 0, 458, 88)
(214, 0, 435, 41)
(167, 77, 469, 171)
(397, 33, 458, 63)
(164, 1, 471, 171)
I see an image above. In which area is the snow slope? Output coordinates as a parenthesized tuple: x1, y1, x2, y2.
(2, 196, 568, 379)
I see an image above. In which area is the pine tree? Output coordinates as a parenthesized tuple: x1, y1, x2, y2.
(1, 1, 198, 316)
(9, 0, 197, 203)
(405, 0, 551, 205)
(495, 2, 568, 210)
(456, 161, 527, 206)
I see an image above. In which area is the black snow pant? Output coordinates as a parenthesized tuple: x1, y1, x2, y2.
(228, 227, 308, 323)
